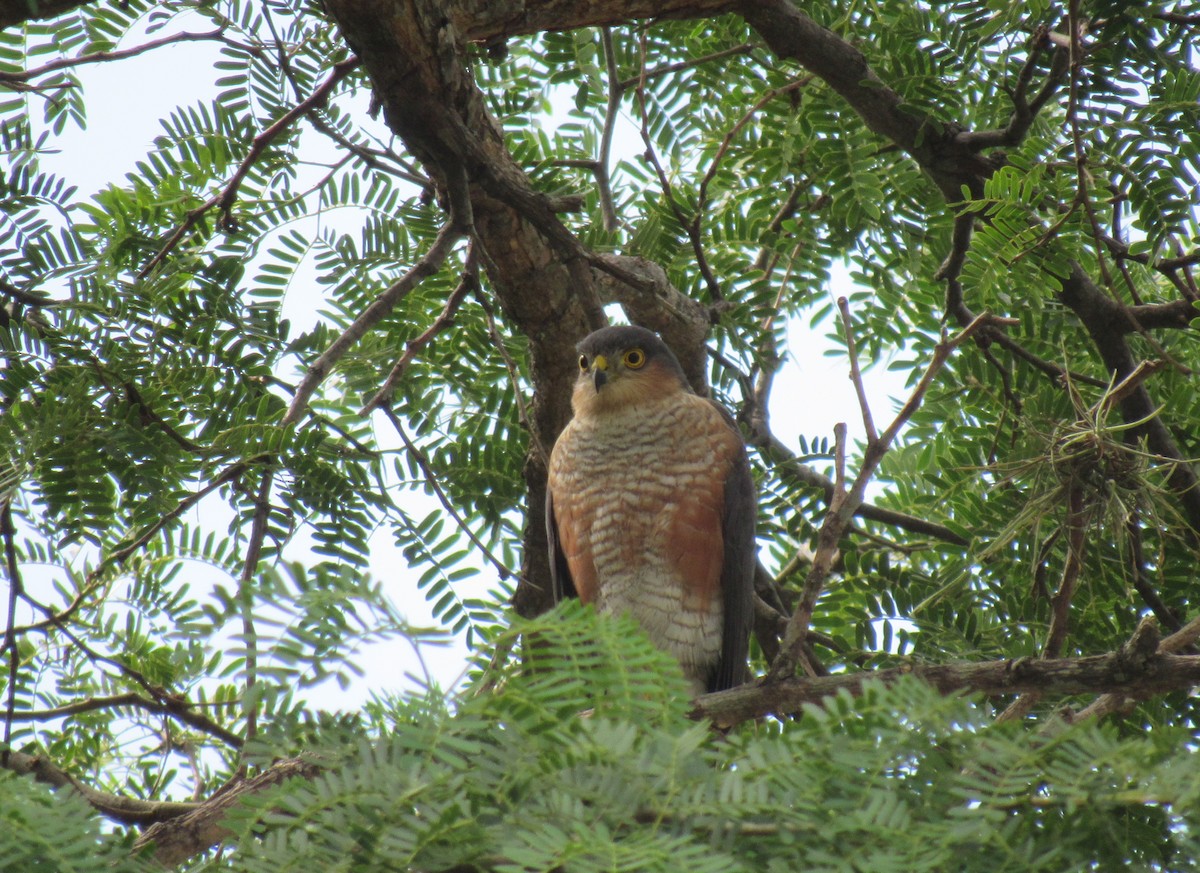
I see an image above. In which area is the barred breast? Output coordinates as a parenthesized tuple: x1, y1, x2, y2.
(549, 393, 740, 693)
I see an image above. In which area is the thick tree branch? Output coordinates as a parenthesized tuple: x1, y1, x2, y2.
(131, 756, 324, 865)
(696, 633, 1200, 729)
(739, 0, 997, 201)
(2, 747, 198, 826)
(448, 0, 738, 42)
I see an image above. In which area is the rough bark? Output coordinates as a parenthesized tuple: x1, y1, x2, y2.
(695, 623, 1190, 728)
(133, 757, 324, 866)
(449, 0, 738, 42)
(323, 0, 608, 618)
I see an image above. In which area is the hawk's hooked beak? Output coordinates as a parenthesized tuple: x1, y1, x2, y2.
(591, 354, 609, 392)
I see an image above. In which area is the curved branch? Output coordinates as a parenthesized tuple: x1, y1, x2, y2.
(139, 57, 360, 279)
(2, 747, 198, 826)
(0, 29, 231, 83)
(5, 691, 242, 748)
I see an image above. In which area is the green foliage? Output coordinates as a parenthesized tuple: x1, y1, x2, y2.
(14, 614, 1200, 871)
(0, 770, 151, 872)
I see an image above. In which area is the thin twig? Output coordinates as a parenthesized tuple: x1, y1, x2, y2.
(361, 246, 478, 413)
(381, 407, 515, 583)
(596, 28, 622, 232)
(837, 297, 878, 444)
(0, 29, 233, 84)
(1126, 514, 1182, 632)
(139, 57, 360, 279)
(237, 471, 273, 751)
(2, 458, 259, 646)
(696, 76, 811, 216)
(1043, 483, 1088, 658)
(287, 214, 465, 424)
(751, 429, 969, 545)
(617, 43, 757, 91)
(633, 30, 723, 302)
(475, 290, 548, 466)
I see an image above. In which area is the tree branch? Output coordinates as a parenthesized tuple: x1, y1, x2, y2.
(289, 214, 466, 423)
(697, 632, 1200, 729)
(767, 308, 998, 682)
(0, 29, 233, 83)
(957, 24, 1070, 151)
(139, 57, 360, 279)
(361, 246, 478, 413)
(2, 746, 198, 826)
(131, 756, 324, 865)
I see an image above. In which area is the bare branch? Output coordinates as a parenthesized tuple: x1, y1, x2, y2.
(752, 429, 969, 545)
(767, 311, 997, 682)
(1043, 482, 1088, 658)
(236, 471, 273, 751)
(4, 690, 242, 748)
(836, 297, 878, 444)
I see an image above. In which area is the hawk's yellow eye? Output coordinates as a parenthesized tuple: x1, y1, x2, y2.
(578, 354, 589, 371)
(622, 349, 645, 369)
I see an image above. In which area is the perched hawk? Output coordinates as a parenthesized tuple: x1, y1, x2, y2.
(546, 325, 756, 694)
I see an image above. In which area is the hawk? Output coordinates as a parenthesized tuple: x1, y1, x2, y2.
(546, 325, 756, 694)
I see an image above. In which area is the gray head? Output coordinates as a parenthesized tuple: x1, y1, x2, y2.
(572, 325, 690, 415)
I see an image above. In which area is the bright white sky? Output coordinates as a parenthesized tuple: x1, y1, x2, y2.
(32, 30, 909, 709)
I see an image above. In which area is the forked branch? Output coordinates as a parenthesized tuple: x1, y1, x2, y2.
(766, 305, 1004, 682)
